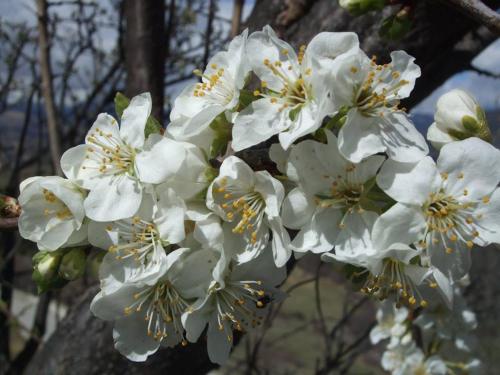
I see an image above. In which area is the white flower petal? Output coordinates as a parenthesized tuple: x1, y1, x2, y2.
(377, 156, 440, 205)
(232, 98, 285, 151)
(119, 92, 151, 149)
(437, 137, 500, 200)
(427, 122, 455, 150)
(379, 112, 429, 163)
(113, 315, 160, 362)
(372, 203, 426, 250)
(135, 135, 187, 184)
(338, 109, 385, 163)
(84, 175, 142, 221)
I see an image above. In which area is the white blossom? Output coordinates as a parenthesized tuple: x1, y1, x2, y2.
(182, 248, 286, 365)
(330, 49, 428, 162)
(206, 156, 291, 266)
(91, 247, 218, 361)
(61, 93, 189, 221)
(169, 30, 250, 138)
(18, 176, 87, 250)
(281, 131, 384, 255)
(232, 26, 358, 151)
(375, 137, 500, 279)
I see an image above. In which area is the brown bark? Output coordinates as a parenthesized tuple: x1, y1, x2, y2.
(124, 0, 166, 121)
(36, 0, 63, 176)
(231, 0, 245, 38)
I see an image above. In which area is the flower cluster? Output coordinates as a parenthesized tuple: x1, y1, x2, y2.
(372, 276, 482, 375)
(18, 26, 499, 369)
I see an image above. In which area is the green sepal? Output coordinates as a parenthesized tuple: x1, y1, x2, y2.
(461, 115, 481, 133)
(342, 264, 369, 286)
(209, 113, 232, 159)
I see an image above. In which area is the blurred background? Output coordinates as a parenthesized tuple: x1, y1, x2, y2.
(0, 0, 499, 374)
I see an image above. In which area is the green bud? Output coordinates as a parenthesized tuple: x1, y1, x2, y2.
(339, 0, 385, 15)
(32, 250, 66, 294)
(58, 247, 87, 281)
(379, 10, 412, 41)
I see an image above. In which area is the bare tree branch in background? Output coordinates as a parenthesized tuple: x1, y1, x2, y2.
(203, 0, 217, 67)
(36, 0, 63, 176)
(442, 0, 500, 35)
(124, 0, 166, 120)
(230, 0, 244, 37)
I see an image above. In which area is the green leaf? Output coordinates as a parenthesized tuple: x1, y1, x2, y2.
(114, 92, 130, 118)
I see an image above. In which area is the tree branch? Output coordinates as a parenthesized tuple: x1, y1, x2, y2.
(36, 0, 63, 176)
(443, 0, 500, 35)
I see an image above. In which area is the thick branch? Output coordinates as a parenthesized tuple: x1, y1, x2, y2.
(36, 0, 63, 176)
(0, 218, 18, 231)
(443, 0, 500, 35)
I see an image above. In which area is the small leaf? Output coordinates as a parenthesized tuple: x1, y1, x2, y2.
(114, 92, 130, 118)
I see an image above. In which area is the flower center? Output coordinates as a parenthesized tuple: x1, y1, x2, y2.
(83, 127, 135, 176)
(107, 216, 167, 264)
(211, 280, 267, 342)
(252, 45, 313, 114)
(361, 258, 429, 309)
(422, 186, 479, 254)
(124, 281, 189, 343)
(193, 65, 235, 106)
(215, 178, 266, 244)
(352, 57, 409, 116)
(42, 189, 72, 220)
(314, 167, 365, 214)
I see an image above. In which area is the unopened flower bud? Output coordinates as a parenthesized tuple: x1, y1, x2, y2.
(339, 0, 385, 15)
(58, 247, 87, 281)
(32, 250, 65, 293)
(427, 89, 492, 150)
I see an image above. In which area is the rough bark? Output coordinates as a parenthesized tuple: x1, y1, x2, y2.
(124, 0, 166, 121)
(36, 0, 63, 176)
(23, 286, 218, 375)
(22, 1, 500, 374)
